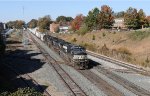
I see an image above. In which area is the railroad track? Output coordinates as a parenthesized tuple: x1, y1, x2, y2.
(29, 32, 87, 96)
(2, 63, 51, 96)
(78, 69, 124, 96)
(87, 50, 150, 76)
(95, 66, 150, 96)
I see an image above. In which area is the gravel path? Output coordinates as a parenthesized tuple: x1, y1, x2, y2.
(60, 64, 107, 96)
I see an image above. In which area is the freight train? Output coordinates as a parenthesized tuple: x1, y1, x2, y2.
(29, 28, 89, 69)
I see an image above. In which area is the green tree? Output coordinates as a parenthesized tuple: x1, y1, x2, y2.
(7, 20, 25, 29)
(113, 11, 125, 18)
(85, 7, 100, 30)
(56, 16, 73, 26)
(38, 15, 52, 32)
(138, 9, 149, 28)
(124, 7, 148, 29)
(66, 17, 73, 22)
(56, 16, 66, 23)
(6, 21, 15, 29)
(97, 5, 114, 29)
(28, 19, 38, 28)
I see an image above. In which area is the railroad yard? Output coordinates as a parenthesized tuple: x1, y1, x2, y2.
(1, 29, 150, 96)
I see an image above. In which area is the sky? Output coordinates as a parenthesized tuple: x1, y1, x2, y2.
(0, 0, 150, 23)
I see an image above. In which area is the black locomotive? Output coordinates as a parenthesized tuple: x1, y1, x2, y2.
(43, 35, 89, 69)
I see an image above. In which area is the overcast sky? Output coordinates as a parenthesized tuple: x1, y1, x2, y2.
(0, 0, 150, 23)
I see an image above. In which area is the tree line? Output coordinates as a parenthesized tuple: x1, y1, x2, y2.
(6, 5, 150, 33)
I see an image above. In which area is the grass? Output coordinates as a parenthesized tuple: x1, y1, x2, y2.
(129, 30, 150, 40)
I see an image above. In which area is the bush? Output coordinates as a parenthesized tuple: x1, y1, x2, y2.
(145, 57, 149, 63)
(76, 25, 89, 35)
(102, 32, 106, 37)
(92, 35, 95, 40)
(118, 47, 132, 55)
(0, 87, 43, 96)
(71, 38, 77, 42)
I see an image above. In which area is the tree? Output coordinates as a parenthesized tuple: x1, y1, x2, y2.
(28, 19, 38, 28)
(6, 21, 15, 29)
(146, 16, 150, 27)
(113, 11, 125, 18)
(38, 15, 52, 32)
(56, 16, 66, 23)
(56, 16, 73, 26)
(124, 7, 140, 29)
(71, 14, 84, 31)
(97, 5, 114, 29)
(84, 7, 100, 30)
(138, 9, 149, 28)
(6, 20, 25, 29)
(66, 17, 73, 22)
(124, 7, 148, 29)
(15, 20, 25, 29)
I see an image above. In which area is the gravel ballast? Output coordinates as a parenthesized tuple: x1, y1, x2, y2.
(91, 68, 137, 96)
(60, 64, 107, 96)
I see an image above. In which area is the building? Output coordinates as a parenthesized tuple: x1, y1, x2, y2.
(50, 23, 59, 33)
(59, 26, 70, 33)
(113, 18, 126, 30)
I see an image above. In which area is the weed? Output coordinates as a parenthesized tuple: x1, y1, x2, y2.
(102, 32, 106, 37)
(145, 56, 149, 63)
(92, 35, 95, 40)
(71, 38, 77, 42)
(118, 47, 132, 55)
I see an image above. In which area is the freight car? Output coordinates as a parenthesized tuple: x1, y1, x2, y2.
(43, 35, 89, 69)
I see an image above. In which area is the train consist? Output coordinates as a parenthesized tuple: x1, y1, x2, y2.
(29, 28, 89, 69)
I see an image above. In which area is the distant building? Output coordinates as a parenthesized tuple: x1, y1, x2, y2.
(59, 26, 70, 33)
(50, 23, 59, 33)
(113, 18, 126, 30)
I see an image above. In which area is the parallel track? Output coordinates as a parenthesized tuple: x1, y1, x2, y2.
(29, 31, 87, 96)
(96, 66, 150, 96)
(78, 69, 124, 96)
(87, 50, 150, 76)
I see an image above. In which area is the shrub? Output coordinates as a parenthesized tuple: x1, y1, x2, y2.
(71, 38, 77, 42)
(102, 32, 106, 37)
(118, 47, 132, 55)
(76, 25, 89, 35)
(92, 35, 95, 40)
(145, 57, 149, 63)
(0, 87, 43, 96)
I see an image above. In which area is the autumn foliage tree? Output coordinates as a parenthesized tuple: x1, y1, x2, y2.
(97, 5, 114, 29)
(71, 14, 84, 31)
(146, 16, 150, 26)
(124, 7, 149, 29)
(28, 19, 38, 28)
(38, 15, 52, 32)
